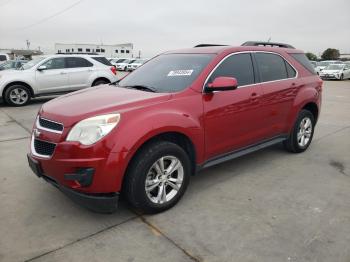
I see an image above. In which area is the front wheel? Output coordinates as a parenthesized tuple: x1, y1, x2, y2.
(4, 85, 31, 106)
(283, 109, 315, 153)
(123, 141, 191, 213)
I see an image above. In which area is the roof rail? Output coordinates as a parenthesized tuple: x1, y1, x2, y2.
(55, 52, 99, 55)
(241, 41, 295, 49)
(194, 44, 228, 48)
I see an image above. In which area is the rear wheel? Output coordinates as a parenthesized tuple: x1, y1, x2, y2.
(123, 141, 191, 213)
(92, 79, 110, 86)
(283, 109, 315, 153)
(4, 85, 31, 106)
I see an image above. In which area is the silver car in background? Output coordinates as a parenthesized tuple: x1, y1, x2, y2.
(0, 54, 117, 106)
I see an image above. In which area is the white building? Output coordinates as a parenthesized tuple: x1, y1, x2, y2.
(54, 43, 133, 58)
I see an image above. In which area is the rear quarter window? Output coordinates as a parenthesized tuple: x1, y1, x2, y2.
(92, 57, 112, 66)
(255, 53, 288, 82)
(290, 53, 316, 75)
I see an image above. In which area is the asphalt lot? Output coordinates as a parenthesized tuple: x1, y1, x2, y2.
(0, 79, 350, 262)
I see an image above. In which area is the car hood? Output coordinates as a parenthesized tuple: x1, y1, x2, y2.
(320, 69, 341, 74)
(40, 85, 172, 127)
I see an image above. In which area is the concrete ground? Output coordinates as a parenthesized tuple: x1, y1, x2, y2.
(0, 80, 349, 262)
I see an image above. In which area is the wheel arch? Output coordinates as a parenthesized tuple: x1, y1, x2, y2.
(91, 77, 111, 86)
(302, 102, 319, 122)
(3, 81, 34, 98)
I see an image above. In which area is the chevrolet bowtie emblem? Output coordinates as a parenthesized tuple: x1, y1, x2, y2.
(33, 129, 41, 138)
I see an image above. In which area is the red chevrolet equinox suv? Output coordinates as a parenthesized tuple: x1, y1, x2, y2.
(28, 42, 322, 213)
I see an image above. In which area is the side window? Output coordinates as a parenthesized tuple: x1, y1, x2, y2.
(285, 61, 296, 78)
(209, 53, 255, 86)
(255, 53, 288, 82)
(65, 57, 93, 68)
(41, 58, 65, 70)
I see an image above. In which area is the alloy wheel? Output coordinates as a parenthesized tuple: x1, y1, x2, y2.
(145, 156, 184, 204)
(297, 117, 312, 147)
(9, 87, 29, 105)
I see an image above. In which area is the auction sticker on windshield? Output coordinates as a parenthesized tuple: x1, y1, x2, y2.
(168, 70, 194, 76)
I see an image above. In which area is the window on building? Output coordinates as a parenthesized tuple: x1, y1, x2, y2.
(115, 50, 119, 53)
(126, 50, 130, 54)
(57, 50, 62, 54)
(121, 50, 125, 53)
(72, 48, 74, 52)
(86, 48, 91, 52)
(96, 49, 101, 52)
(78, 48, 82, 52)
(101, 49, 105, 53)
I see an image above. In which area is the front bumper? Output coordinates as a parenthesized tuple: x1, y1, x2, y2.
(27, 154, 119, 213)
(320, 74, 340, 80)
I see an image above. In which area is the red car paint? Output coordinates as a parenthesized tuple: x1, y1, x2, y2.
(29, 45, 322, 199)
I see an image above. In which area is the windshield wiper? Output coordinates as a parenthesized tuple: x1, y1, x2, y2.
(124, 85, 157, 93)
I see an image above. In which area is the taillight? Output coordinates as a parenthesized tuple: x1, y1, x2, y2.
(110, 66, 117, 75)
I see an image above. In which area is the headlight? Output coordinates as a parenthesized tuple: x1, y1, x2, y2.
(66, 113, 120, 145)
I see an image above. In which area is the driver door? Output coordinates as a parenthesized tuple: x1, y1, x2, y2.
(35, 57, 69, 93)
(203, 53, 264, 159)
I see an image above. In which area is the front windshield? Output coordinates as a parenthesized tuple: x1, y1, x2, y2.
(326, 64, 344, 70)
(118, 53, 214, 93)
(0, 61, 15, 69)
(21, 56, 46, 70)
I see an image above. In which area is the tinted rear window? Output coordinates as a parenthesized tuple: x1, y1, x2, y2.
(290, 53, 316, 74)
(0, 55, 7, 61)
(92, 57, 112, 66)
(65, 57, 93, 68)
(255, 53, 288, 82)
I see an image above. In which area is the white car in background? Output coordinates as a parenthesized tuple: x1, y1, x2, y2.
(0, 54, 117, 106)
(115, 58, 136, 71)
(110, 58, 126, 67)
(315, 60, 342, 75)
(126, 59, 147, 71)
(319, 64, 350, 80)
(0, 53, 10, 64)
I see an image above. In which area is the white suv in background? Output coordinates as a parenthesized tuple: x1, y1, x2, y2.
(0, 53, 10, 64)
(115, 58, 136, 71)
(0, 54, 117, 106)
(126, 59, 147, 71)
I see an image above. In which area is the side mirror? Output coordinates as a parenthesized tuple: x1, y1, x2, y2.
(37, 65, 47, 71)
(206, 76, 238, 92)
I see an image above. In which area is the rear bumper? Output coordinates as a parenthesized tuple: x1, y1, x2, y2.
(28, 154, 120, 213)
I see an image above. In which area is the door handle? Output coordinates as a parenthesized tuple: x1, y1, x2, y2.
(250, 92, 260, 102)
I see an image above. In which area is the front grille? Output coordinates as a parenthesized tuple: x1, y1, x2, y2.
(39, 117, 64, 132)
(34, 139, 56, 156)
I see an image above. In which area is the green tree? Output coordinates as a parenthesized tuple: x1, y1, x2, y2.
(321, 48, 340, 60)
(305, 52, 318, 61)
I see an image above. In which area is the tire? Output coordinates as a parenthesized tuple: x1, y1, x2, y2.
(92, 79, 109, 86)
(4, 84, 31, 106)
(123, 141, 191, 214)
(283, 109, 315, 153)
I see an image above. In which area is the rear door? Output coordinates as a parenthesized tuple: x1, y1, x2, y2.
(35, 57, 69, 93)
(65, 57, 94, 90)
(203, 52, 265, 159)
(253, 52, 298, 138)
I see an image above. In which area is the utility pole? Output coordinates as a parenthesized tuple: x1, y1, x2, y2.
(138, 50, 141, 58)
(26, 40, 30, 50)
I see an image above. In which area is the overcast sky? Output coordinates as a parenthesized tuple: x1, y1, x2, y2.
(0, 0, 349, 57)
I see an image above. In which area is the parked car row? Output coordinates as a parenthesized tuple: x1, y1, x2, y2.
(0, 54, 117, 106)
(109, 58, 148, 71)
(319, 63, 350, 80)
